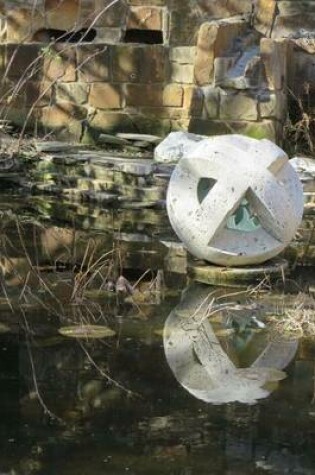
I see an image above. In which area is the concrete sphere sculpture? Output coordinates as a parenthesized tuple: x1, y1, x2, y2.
(166, 135, 304, 266)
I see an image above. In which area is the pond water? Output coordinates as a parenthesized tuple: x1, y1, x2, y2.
(0, 193, 315, 475)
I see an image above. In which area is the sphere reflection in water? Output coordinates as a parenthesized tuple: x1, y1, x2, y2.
(163, 285, 298, 404)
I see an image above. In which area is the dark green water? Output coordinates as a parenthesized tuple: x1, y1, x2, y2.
(0, 194, 315, 475)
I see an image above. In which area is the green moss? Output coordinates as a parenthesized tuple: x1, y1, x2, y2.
(243, 121, 277, 141)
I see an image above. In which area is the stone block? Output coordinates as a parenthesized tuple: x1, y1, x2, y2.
(260, 38, 288, 91)
(89, 111, 137, 133)
(168, 0, 251, 46)
(213, 19, 249, 57)
(244, 55, 264, 89)
(169, 6, 200, 46)
(6, 44, 43, 81)
(254, 0, 277, 37)
(78, 0, 96, 26)
(24, 81, 53, 107)
(5, 106, 35, 129)
(139, 107, 188, 120)
(188, 0, 253, 17)
(289, 50, 315, 96)
(125, 84, 163, 107)
(45, 0, 80, 30)
(39, 102, 86, 140)
(188, 118, 232, 136)
(127, 6, 163, 30)
(213, 56, 236, 87)
(2, 85, 26, 109)
(170, 119, 191, 132)
(169, 47, 196, 64)
(87, 113, 167, 138)
(236, 120, 280, 142)
(170, 63, 194, 84)
(220, 91, 258, 121)
(290, 38, 315, 55)
(57, 121, 83, 142)
(194, 19, 248, 85)
(89, 83, 122, 109)
(194, 22, 218, 86)
(77, 44, 110, 83)
(56, 82, 89, 104)
(94, 0, 128, 27)
(188, 119, 280, 143)
(94, 27, 123, 44)
(112, 45, 166, 83)
(40, 102, 87, 127)
(183, 86, 203, 117)
(154, 130, 205, 164)
(258, 91, 287, 121)
(202, 86, 220, 119)
(6, 6, 45, 42)
(44, 44, 76, 82)
(125, 115, 171, 136)
(213, 49, 263, 90)
(273, 1, 315, 38)
(163, 84, 183, 107)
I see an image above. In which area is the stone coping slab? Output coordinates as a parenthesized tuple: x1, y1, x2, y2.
(188, 258, 289, 287)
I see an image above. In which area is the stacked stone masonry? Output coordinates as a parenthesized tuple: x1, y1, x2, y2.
(0, 0, 314, 142)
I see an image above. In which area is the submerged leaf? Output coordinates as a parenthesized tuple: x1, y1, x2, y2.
(0, 323, 10, 333)
(58, 325, 116, 339)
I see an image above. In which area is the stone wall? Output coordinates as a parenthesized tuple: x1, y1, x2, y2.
(255, 0, 315, 38)
(0, 0, 314, 143)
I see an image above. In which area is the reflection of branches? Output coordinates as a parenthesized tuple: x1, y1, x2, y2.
(0, 277, 13, 312)
(78, 340, 139, 398)
(182, 278, 271, 329)
(268, 292, 315, 338)
(164, 284, 298, 404)
(0, 213, 139, 420)
(70, 242, 114, 302)
(15, 218, 65, 312)
(21, 308, 65, 424)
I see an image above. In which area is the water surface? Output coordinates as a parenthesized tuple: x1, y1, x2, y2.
(0, 194, 314, 475)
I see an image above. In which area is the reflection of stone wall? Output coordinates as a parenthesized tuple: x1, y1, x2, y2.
(0, 0, 314, 142)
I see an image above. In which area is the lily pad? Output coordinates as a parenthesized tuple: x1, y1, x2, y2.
(58, 325, 116, 339)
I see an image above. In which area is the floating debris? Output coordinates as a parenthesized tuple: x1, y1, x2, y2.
(58, 325, 116, 339)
